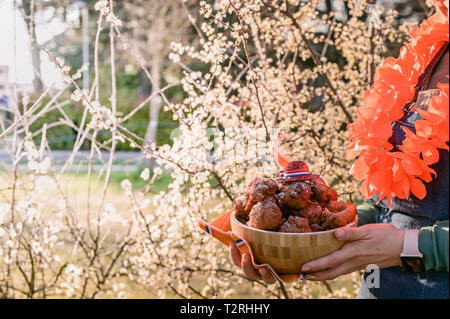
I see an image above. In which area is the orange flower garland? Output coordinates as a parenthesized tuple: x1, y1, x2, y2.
(346, 11, 449, 208)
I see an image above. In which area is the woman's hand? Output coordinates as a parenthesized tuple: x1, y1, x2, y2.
(301, 223, 405, 281)
(229, 241, 277, 284)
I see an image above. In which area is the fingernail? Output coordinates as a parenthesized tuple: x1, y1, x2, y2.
(302, 265, 311, 272)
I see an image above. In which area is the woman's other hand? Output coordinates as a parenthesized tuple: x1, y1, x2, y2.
(229, 241, 277, 284)
(300, 224, 405, 281)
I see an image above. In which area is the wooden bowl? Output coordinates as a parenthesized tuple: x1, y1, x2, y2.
(230, 211, 358, 274)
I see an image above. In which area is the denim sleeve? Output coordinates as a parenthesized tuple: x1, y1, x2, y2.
(419, 220, 449, 272)
(357, 201, 380, 226)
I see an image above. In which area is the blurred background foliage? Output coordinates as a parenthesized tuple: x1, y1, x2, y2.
(19, 0, 431, 151)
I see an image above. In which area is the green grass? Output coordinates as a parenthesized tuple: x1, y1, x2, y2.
(108, 169, 174, 192)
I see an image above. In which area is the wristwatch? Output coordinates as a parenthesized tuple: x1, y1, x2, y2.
(400, 229, 425, 272)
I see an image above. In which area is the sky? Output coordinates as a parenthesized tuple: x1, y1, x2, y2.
(0, 0, 68, 89)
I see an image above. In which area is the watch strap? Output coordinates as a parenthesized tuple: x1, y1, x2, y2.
(401, 229, 423, 257)
(400, 229, 425, 272)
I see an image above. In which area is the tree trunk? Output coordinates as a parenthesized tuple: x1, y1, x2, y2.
(143, 59, 162, 167)
(31, 35, 43, 92)
(21, 1, 43, 93)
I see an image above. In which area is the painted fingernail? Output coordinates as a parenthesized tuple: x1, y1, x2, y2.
(299, 274, 316, 279)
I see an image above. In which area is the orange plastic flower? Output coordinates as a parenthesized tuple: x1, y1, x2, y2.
(346, 12, 449, 208)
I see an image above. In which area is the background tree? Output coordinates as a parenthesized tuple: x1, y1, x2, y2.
(123, 0, 198, 160)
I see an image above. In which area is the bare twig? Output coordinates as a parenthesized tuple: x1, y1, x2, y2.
(261, 1, 354, 123)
